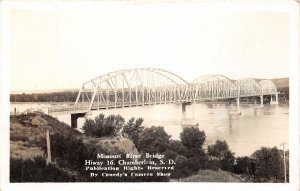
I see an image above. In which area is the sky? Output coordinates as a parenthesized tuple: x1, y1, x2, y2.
(9, 3, 290, 92)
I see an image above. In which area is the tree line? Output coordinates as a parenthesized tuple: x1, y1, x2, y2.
(10, 87, 288, 103)
(10, 92, 78, 102)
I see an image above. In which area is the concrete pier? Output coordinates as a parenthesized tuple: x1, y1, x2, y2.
(71, 112, 86, 128)
(270, 93, 279, 105)
(181, 102, 197, 127)
(260, 95, 264, 107)
(236, 97, 240, 113)
(228, 98, 241, 115)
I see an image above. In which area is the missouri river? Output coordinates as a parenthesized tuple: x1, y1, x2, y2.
(10, 102, 289, 156)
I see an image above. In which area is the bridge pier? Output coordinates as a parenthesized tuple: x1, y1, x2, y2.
(181, 102, 190, 118)
(228, 97, 241, 115)
(71, 112, 88, 128)
(254, 95, 264, 113)
(181, 102, 197, 127)
(270, 93, 279, 105)
(260, 95, 264, 107)
(236, 97, 240, 114)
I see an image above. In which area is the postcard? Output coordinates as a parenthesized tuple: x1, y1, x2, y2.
(0, 0, 299, 191)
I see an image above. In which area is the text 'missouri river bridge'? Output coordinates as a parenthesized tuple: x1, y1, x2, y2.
(48, 68, 278, 128)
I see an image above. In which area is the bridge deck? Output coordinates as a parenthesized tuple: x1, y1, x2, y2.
(48, 94, 277, 115)
(48, 100, 191, 115)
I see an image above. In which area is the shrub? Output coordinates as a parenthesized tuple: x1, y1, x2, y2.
(121, 117, 144, 147)
(50, 133, 89, 171)
(234, 156, 256, 176)
(171, 155, 190, 179)
(10, 157, 76, 182)
(137, 126, 171, 153)
(82, 114, 125, 137)
(180, 127, 206, 154)
(205, 159, 220, 171)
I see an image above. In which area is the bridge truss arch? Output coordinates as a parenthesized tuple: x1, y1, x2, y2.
(190, 75, 238, 100)
(259, 80, 277, 95)
(235, 78, 262, 97)
(74, 68, 190, 110)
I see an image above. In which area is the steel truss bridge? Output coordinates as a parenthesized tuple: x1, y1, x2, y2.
(48, 68, 278, 118)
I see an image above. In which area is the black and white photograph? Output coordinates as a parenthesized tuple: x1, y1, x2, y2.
(0, 0, 299, 191)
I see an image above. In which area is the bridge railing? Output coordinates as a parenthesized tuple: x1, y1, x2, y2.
(88, 100, 182, 110)
(48, 106, 89, 115)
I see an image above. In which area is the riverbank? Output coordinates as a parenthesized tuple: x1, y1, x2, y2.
(10, 112, 288, 182)
(10, 112, 138, 182)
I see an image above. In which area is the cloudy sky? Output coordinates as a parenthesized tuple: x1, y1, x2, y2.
(9, 2, 291, 92)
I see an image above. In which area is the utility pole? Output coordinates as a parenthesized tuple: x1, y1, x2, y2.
(46, 129, 51, 165)
(280, 142, 287, 183)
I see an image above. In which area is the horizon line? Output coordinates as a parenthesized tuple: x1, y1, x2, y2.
(10, 76, 289, 94)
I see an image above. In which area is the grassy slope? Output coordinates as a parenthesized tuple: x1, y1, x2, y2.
(173, 169, 243, 182)
(10, 113, 137, 160)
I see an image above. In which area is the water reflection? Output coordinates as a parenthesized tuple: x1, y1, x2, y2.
(228, 115, 233, 134)
(206, 103, 214, 108)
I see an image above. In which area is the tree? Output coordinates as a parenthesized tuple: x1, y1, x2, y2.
(171, 155, 190, 179)
(167, 140, 189, 156)
(207, 140, 229, 159)
(207, 140, 235, 172)
(82, 114, 125, 137)
(252, 147, 285, 182)
(121, 117, 144, 147)
(234, 156, 256, 175)
(100, 114, 125, 137)
(50, 133, 88, 170)
(205, 158, 220, 171)
(10, 157, 76, 182)
(180, 127, 206, 153)
(137, 126, 171, 153)
(220, 150, 235, 172)
(186, 155, 204, 173)
(82, 119, 96, 136)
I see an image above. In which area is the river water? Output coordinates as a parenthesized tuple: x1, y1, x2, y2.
(10, 102, 289, 156)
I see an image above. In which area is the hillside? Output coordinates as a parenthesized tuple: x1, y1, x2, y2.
(11, 113, 77, 160)
(10, 113, 137, 160)
(10, 113, 140, 182)
(271, 78, 289, 89)
(271, 78, 289, 102)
